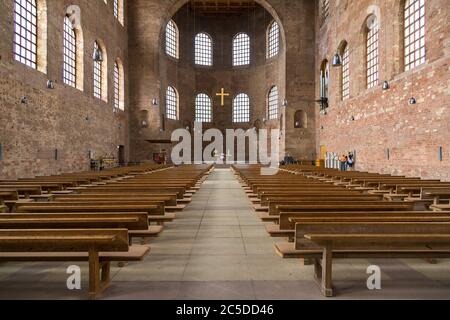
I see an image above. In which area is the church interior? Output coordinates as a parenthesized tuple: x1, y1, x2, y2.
(0, 0, 449, 300)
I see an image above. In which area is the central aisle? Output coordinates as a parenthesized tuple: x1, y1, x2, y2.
(109, 168, 315, 299)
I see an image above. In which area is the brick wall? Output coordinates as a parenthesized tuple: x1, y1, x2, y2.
(0, 0, 129, 179)
(316, 0, 450, 181)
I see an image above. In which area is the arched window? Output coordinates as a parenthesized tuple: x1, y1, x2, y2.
(93, 40, 108, 101)
(13, 0, 37, 69)
(404, 0, 425, 71)
(321, 0, 330, 24)
(195, 33, 213, 66)
(195, 93, 212, 123)
(294, 110, 307, 129)
(268, 86, 279, 120)
(267, 21, 280, 59)
(341, 44, 350, 100)
(366, 15, 379, 89)
(114, 0, 124, 25)
(320, 60, 329, 101)
(114, 60, 124, 111)
(63, 16, 77, 88)
(166, 86, 179, 120)
(93, 41, 103, 99)
(233, 93, 250, 123)
(233, 33, 250, 66)
(166, 20, 179, 59)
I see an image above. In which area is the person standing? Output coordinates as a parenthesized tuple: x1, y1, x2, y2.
(347, 152, 355, 171)
(339, 154, 348, 171)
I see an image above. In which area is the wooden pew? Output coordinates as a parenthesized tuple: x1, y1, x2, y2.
(0, 185, 42, 197)
(268, 211, 450, 240)
(295, 222, 450, 297)
(0, 229, 150, 299)
(0, 212, 160, 244)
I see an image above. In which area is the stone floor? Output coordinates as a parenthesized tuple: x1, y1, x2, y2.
(0, 169, 449, 299)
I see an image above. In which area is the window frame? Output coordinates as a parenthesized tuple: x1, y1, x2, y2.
(366, 16, 379, 89)
(404, 0, 426, 71)
(195, 93, 212, 123)
(233, 33, 250, 67)
(166, 86, 179, 120)
(93, 41, 102, 99)
(13, 0, 38, 69)
(166, 20, 179, 60)
(195, 32, 213, 67)
(267, 86, 279, 120)
(233, 93, 251, 123)
(341, 44, 350, 101)
(267, 21, 280, 59)
(63, 15, 77, 88)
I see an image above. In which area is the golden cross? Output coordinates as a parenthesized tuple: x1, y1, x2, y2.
(216, 88, 230, 107)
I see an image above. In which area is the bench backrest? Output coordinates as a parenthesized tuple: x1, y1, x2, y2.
(0, 229, 129, 252)
(0, 213, 149, 230)
(295, 222, 450, 250)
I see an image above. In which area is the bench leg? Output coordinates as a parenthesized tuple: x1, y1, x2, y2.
(321, 244, 334, 297)
(88, 248, 100, 300)
(313, 247, 334, 297)
(100, 262, 111, 285)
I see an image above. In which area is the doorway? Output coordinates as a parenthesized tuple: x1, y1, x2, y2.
(118, 145, 125, 166)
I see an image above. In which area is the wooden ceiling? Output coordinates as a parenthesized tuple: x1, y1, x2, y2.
(189, 0, 257, 15)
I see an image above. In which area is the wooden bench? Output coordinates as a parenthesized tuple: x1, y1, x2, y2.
(269, 211, 450, 241)
(296, 222, 450, 297)
(0, 229, 150, 299)
(0, 212, 155, 244)
(54, 193, 179, 206)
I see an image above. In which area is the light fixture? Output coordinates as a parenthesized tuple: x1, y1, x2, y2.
(331, 52, 342, 67)
(93, 47, 103, 62)
(141, 120, 148, 128)
(152, 98, 158, 106)
(282, 99, 288, 107)
(46, 80, 55, 89)
(382, 81, 390, 90)
(409, 97, 417, 105)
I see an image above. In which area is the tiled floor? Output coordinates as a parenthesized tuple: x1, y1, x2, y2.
(0, 169, 449, 299)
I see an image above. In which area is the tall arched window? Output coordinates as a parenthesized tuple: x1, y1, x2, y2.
(267, 21, 280, 59)
(93, 41, 103, 99)
(114, 0, 124, 25)
(63, 16, 77, 88)
(321, 0, 330, 24)
(268, 86, 279, 120)
(166, 20, 179, 59)
(114, 60, 124, 111)
(13, 0, 37, 69)
(233, 33, 250, 66)
(93, 40, 107, 101)
(341, 44, 350, 100)
(195, 33, 213, 66)
(404, 0, 425, 71)
(366, 15, 379, 89)
(233, 94, 250, 123)
(320, 60, 329, 102)
(195, 93, 212, 123)
(166, 86, 179, 120)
